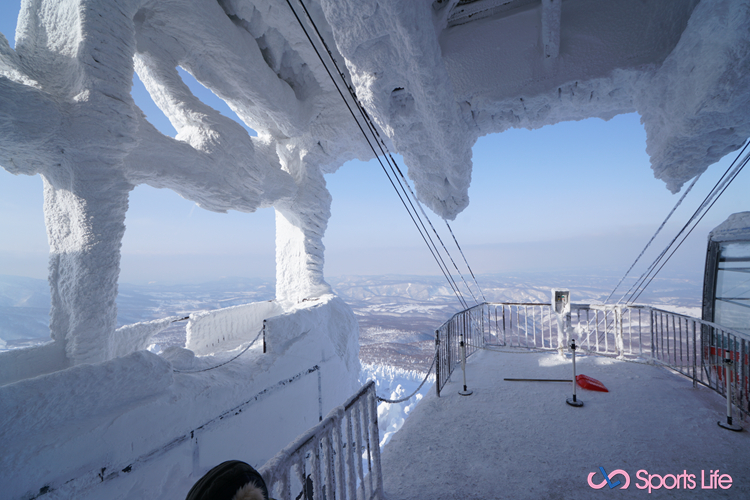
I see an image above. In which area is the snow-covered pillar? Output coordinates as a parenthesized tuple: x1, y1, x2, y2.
(43, 169, 133, 364)
(0, 0, 142, 365)
(274, 145, 333, 304)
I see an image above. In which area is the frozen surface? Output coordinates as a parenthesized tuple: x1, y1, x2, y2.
(112, 316, 180, 358)
(186, 300, 281, 355)
(381, 349, 750, 499)
(709, 211, 750, 242)
(0, 295, 360, 500)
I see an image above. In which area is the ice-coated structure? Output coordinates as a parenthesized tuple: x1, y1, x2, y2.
(2, 0, 750, 367)
(2, 0, 750, 498)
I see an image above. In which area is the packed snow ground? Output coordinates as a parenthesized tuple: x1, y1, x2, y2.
(380, 349, 750, 499)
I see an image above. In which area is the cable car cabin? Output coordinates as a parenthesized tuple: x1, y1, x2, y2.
(702, 212, 750, 336)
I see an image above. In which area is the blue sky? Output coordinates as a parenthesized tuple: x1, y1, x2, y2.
(1, 3, 748, 288)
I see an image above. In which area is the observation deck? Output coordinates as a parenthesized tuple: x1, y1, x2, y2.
(381, 348, 750, 499)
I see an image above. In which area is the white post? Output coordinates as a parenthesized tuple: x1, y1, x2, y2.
(718, 358, 742, 431)
(566, 338, 583, 407)
(614, 306, 625, 357)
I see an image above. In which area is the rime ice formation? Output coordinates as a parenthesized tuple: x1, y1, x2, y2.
(0, 295, 361, 500)
(5, 1, 750, 497)
(3, 0, 750, 366)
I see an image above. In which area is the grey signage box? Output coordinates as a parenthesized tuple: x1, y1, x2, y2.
(552, 289, 570, 315)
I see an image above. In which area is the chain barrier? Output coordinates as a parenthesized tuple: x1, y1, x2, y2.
(376, 352, 437, 404)
(173, 327, 264, 373)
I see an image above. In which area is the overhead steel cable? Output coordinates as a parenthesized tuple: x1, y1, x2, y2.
(291, 0, 483, 307)
(630, 148, 750, 304)
(286, 0, 471, 307)
(445, 220, 487, 302)
(623, 141, 750, 304)
(291, 0, 474, 307)
(604, 174, 701, 304)
(284, 0, 469, 308)
(381, 149, 479, 305)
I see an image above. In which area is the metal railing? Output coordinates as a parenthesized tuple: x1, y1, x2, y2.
(260, 380, 383, 500)
(435, 302, 750, 421)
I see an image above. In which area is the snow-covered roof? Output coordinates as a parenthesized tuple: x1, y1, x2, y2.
(709, 211, 750, 242)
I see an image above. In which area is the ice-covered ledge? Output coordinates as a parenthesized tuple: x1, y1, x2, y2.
(0, 294, 360, 500)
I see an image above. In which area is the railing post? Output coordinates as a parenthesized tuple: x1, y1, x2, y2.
(459, 333, 473, 396)
(650, 309, 655, 361)
(615, 307, 624, 357)
(435, 330, 441, 398)
(556, 312, 565, 355)
(368, 386, 383, 499)
(692, 320, 697, 388)
(742, 339, 748, 421)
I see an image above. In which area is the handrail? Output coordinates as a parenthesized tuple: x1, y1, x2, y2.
(260, 380, 383, 500)
(435, 302, 749, 422)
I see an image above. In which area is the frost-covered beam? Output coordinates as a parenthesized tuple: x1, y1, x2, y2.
(274, 146, 334, 303)
(129, 0, 372, 304)
(0, 32, 61, 174)
(320, 0, 473, 220)
(0, 77, 61, 175)
(133, 0, 308, 139)
(541, 0, 561, 59)
(126, 114, 295, 213)
(129, 55, 297, 212)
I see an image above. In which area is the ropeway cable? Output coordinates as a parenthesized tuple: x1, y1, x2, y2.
(283, 0, 468, 309)
(446, 220, 487, 302)
(584, 142, 749, 341)
(621, 141, 749, 304)
(624, 141, 750, 304)
(290, 0, 476, 308)
(630, 147, 750, 304)
(286, 0, 481, 309)
(351, 94, 485, 305)
(604, 174, 701, 304)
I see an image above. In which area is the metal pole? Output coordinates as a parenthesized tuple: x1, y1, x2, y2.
(566, 338, 583, 407)
(718, 358, 742, 431)
(435, 330, 441, 398)
(459, 333, 473, 396)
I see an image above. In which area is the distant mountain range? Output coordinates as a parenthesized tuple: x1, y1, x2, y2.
(0, 273, 701, 367)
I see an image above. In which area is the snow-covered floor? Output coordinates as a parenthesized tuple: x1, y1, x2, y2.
(380, 349, 750, 499)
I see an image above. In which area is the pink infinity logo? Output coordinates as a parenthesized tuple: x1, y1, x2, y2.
(588, 468, 631, 489)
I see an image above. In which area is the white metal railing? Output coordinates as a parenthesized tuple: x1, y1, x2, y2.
(260, 380, 383, 500)
(436, 302, 750, 421)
